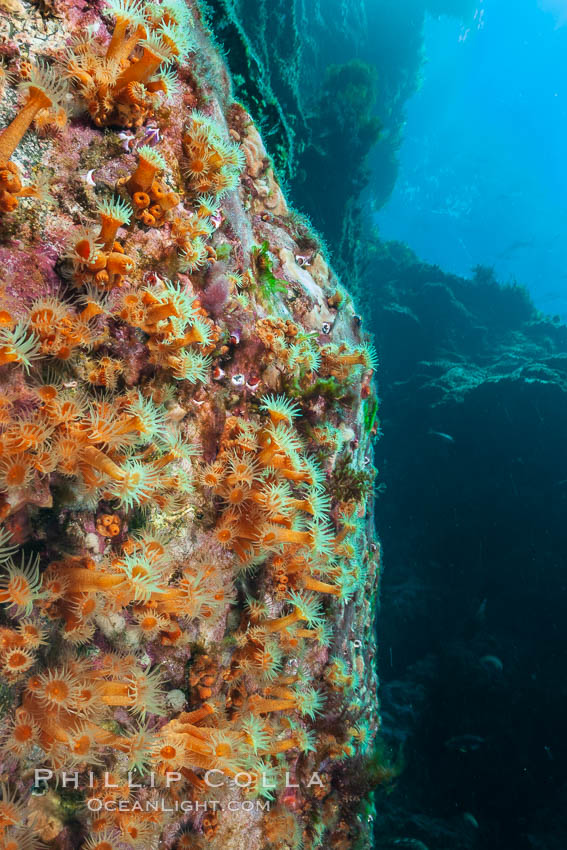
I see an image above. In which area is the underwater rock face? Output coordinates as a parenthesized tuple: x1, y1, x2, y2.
(0, 2, 379, 849)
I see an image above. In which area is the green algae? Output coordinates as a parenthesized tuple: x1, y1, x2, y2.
(252, 241, 288, 301)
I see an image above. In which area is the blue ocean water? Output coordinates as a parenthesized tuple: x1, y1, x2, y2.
(376, 0, 567, 319)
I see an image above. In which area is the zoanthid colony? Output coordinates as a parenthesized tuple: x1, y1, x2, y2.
(0, 0, 381, 847)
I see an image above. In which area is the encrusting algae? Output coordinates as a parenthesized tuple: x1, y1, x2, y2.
(0, 1, 382, 848)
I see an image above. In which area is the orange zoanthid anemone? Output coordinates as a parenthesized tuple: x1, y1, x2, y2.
(0, 62, 68, 213)
(114, 34, 175, 91)
(104, 0, 148, 64)
(0, 61, 68, 164)
(97, 195, 133, 250)
(320, 341, 379, 380)
(64, 224, 136, 289)
(126, 146, 167, 194)
(121, 146, 181, 226)
(0, 322, 42, 370)
(65, 2, 193, 127)
(183, 111, 245, 200)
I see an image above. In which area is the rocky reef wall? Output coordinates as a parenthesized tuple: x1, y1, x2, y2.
(0, 2, 380, 848)
(190, 2, 567, 847)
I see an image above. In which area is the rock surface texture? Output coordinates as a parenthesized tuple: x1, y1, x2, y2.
(0, 2, 380, 849)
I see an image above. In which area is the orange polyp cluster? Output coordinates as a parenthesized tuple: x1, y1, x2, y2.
(78, 355, 124, 389)
(320, 341, 378, 380)
(34, 535, 231, 650)
(116, 279, 219, 376)
(66, 0, 193, 127)
(33, 103, 68, 136)
(255, 316, 299, 359)
(0, 1, 380, 844)
(0, 60, 69, 214)
(119, 146, 180, 227)
(0, 628, 334, 836)
(0, 620, 45, 682)
(263, 807, 303, 848)
(182, 112, 244, 200)
(29, 296, 100, 359)
(10, 658, 157, 768)
(132, 180, 179, 228)
(253, 316, 324, 379)
(205, 411, 331, 566)
(67, 226, 136, 291)
(200, 399, 373, 767)
(0, 381, 195, 518)
(171, 209, 218, 271)
(0, 161, 41, 214)
(96, 512, 121, 536)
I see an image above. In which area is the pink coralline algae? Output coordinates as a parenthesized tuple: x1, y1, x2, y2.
(0, 1, 382, 849)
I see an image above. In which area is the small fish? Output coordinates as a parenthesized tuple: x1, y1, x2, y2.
(480, 655, 503, 673)
(428, 429, 455, 443)
(475, 598, 488, 621)
(463, 813, 479, 828)
(444, 734, 485, 753)
(495, 240, 532, 259)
